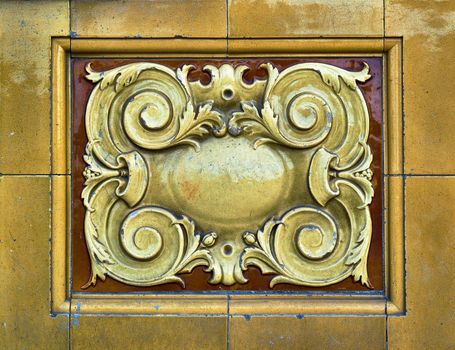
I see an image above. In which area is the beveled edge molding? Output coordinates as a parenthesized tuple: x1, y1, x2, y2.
(71, 38, 227, 58)
(50, 37, 404, 316)
(384, 176, 405, 315)
(228, 38, 384, 56)
(51, 174, 71, 313)
(383, 39, 404, 175)
(51, 38, 71, 175)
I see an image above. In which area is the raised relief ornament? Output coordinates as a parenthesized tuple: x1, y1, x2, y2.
(81, 61, 374, 288)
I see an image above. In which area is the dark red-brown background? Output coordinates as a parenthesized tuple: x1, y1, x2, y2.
(72, 57, 383, 293)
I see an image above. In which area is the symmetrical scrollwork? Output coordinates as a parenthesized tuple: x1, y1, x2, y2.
(82, 61, 375, 289)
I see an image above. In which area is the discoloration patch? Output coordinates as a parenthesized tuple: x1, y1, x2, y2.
(229, 0, 383, 37)
(71, 0, 227, 38)
(0, 1, 68, 173)
(386, 0, 455, 173)
(179, 180, 200, 202)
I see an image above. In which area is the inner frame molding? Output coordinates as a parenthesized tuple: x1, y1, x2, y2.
(51, 38, 404, 316)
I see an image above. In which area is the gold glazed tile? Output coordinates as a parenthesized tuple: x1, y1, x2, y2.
(229, 315, 386, 349)
(388, 177, 455, 349)
(81, 60, 375, 289)
(228, 0, 384, 38)
(386, 0, 455, 174)
(70, 316, 227, 350)
(0, 177, 68, 349)
(70, 0, 227, 38)
(0, 1, 68, 174)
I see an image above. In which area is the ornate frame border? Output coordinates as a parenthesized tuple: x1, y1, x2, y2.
(50, 38, 404, 316)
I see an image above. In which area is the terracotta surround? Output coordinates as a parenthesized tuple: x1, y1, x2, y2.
(72, 57, 383, 292)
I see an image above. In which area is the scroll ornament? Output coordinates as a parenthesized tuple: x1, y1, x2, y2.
(82, 60, 374, 288)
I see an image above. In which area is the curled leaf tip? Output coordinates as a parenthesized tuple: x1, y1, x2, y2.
(364, 279, 373, 289)
(85, 63, 102, 82)
(358, 62, 371, 82)
(85, 62, 94, 74)
(81, 275, 97, 290)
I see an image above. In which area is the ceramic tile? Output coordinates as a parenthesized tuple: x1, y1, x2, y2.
(228, 0, 383, 38)
(0, 1, 69, 174)
(71, 0, 227, 38)
(0, 176, 68, 349)
(229, 315, 386, 349)
(388, 177, 455, 349)
(70, 315, 227, 349)
(386, 0, 455, 173)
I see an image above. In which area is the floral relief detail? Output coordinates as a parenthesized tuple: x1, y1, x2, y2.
(82, 61, 374, 288)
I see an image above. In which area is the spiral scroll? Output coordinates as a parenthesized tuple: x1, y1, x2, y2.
(229, 63, 370, 166)
(85, 62, 226, 164)
(241, 195, 372, 288)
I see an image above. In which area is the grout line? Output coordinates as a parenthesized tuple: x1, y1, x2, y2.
(384, 174, 455, 177)
(69, 0, 74, 54)
(49, 3, 55, 177)
(48, 177, 54, 337)
(227, 295, 231, 350)
(382, 0, 386, 53)
(68, 3, 72, 350)
(400, 37, 405, 176)
(226, 0, 229, 57)
(403, 175, 407, 315)
(0, 174, 70, 177)
(68, 298, 72, 350)
(386, 313, 389, 349)
(404, 174, 455, 177)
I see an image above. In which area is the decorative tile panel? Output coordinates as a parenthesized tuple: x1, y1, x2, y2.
(72, 58, 383, 292)
(51, 38, 404, 315)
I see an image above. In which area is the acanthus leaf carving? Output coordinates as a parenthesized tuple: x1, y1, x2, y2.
(308, 62, 371, 93)
(345, 218, 373, 288)
(173, 101, 227, 151)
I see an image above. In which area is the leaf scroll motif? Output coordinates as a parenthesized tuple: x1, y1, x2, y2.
(172, 101, 227, 151)
(241, 205, 373, 288)
(82, 138, 222, 288)
(116, 207, 222, 287)
(85, 62, 227, 155)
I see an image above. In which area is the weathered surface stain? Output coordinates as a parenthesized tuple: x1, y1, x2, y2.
(229, 0, 383, 37)
(180, 180, 199, 201)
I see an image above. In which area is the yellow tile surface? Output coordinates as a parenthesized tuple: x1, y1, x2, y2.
(388, 177, 455, 349)
(228, 0, 384, 38)
(0, 176, 68, 349)
(71, 0, 227, 38)
(3, 2, 454, 348)
(386, 1, 455, 174)
(0, 1, 69, 174)
(70, 315, 227, 350)
(229, 315, 385, 349)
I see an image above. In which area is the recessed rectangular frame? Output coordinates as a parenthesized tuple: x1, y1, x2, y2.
(51, 37, 404, 316)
